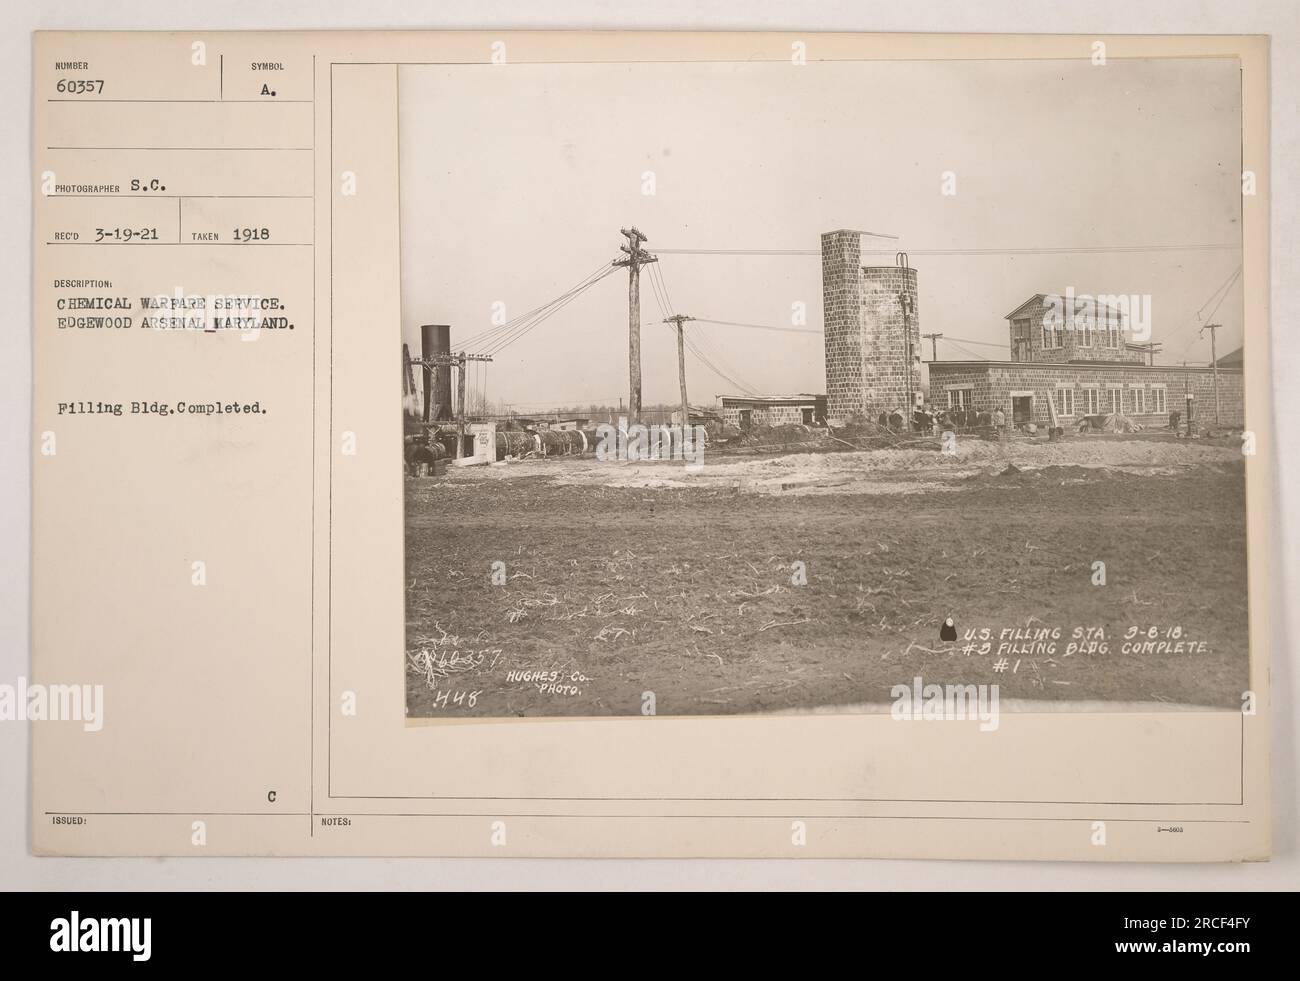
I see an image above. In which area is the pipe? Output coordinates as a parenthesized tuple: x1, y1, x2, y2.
(404, 435, 448, 475)
(495, 430, 535, 460)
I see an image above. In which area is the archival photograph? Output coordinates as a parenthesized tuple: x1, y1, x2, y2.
(400, 56, 1248, 719)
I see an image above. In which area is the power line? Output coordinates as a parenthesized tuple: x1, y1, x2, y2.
(694, 317, 821, 335)
(656, 248, 825, 256)
(485, 267, 616, 355)
(457, 259, 616, 351)
(691, 337, 763, 396)
(1167, 265, 1242, 358)
(685, 340, 760, 397)
(870, 244, 1238, 256)
(940, 338, 993, 362)
(480, 263, 620, 356)
(940, 335, 1010, 349)
(457, 267, 604, 353)
(477, 262, 616, 354)
(645, 258, 672, 319)
(676, 322, 763, 396)
(649, 260, 764, 396)
(1198, 267, 1243, 320)
(655, 243, 1238, 257)
(479, 274, 599, 356)
(650, 260, 677, 316)
(458, 262, 605, 348)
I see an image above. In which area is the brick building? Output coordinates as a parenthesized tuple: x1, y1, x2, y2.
(928, 293, 1244, 428)
(719, 394, 827, 429)
(1005, 293, 1146, 365)
(744, 231, 1249, 432)
(928, 359, 1244, 429)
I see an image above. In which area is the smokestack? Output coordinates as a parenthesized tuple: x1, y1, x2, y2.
(820, 231, 919, 422)
(420, 324, 452, 422)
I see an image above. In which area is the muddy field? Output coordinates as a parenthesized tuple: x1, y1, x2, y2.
(405, 437, 1250, 718)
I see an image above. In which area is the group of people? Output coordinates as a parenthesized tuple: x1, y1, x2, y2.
(924, 403, 1006, 435)
(877, 403, 1011, 436)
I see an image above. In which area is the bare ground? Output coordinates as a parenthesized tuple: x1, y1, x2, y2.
(405, 437, 1249, 718)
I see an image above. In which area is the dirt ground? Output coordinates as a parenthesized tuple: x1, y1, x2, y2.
(405, 436, 1250, 718)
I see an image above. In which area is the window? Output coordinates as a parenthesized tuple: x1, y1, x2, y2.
(1104, 308, 1122, 349)
(1083, 387, 1099, 415)
(1151, 387, 1167, 414)
(1133, 387, 1146, 414)
(1106, 388, 1121, 414)
(947, 388, 972, 409)
(1012, 318, 1030, 361)
(1055, 387, 1074, 417)
(1041, 312, 1064, 350)
(1076, 303, 1093, 347)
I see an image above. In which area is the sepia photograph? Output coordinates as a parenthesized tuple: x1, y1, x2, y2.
(401, 57, 1249, 719)
(11, 5, 1289, 893)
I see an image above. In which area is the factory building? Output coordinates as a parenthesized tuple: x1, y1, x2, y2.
(928, 359, 1244, 428)
(928, 294, 1245, 428)
(816, 230, 1246, 429)
(1003, 293, 1145, 365)
(719, 394, 827, 429)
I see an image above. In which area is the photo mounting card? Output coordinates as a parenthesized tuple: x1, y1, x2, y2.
(30, 30, 1272, 859)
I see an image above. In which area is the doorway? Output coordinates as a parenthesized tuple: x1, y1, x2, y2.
(1011, 395, 1032, 425)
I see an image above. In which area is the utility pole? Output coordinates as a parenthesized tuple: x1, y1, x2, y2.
(1133, 341, 1163, 366)
(893, 252, 917, 431)
(898, 287, 916, 430)
(922, 332, 943, 362)
(456, 351, 467, 451)
(1200, 323, 1221, 425)
(663, 314, 695, 426)
(613, 227, 657, 424)
(418, 350, 493, 457)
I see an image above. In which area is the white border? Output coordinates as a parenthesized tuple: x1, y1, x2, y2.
(3, 0, 1296, 891)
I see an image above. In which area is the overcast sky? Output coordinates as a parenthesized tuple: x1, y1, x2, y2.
(399, 57, 1242, 409)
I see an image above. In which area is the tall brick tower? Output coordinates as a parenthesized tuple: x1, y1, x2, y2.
(820, 230, 920, 422)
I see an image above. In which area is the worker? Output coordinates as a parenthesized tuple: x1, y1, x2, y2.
(993, 406, 1006, 437)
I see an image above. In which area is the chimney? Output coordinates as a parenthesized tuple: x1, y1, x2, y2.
(420, 324, 452, 422)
